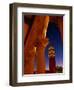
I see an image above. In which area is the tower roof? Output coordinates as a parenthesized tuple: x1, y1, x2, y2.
(48, 46, 55, 51)
(48, 46, 55, 57)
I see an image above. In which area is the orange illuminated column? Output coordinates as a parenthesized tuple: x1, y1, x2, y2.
(24, 16, 49, 74)
(24, 47, 36, 74)
(24, 23, 29, 40)
(57, 17, 63, 41)
(36, 16, 49, 74)
(48, 47, 56, 73)
(36, 38, 48, 73)
(24, 21, 37, 74)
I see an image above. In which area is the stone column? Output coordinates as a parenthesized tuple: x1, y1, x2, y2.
(35, 16, 49, 74)
(36, 38, 48, 74)
(24, 16, 49, 74)
(57, 17, 63, 41)
(24, 47, 36, 74)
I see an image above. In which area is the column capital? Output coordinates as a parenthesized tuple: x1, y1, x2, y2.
(36, 37, 49, 49)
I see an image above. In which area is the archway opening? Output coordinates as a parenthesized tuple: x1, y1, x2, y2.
(45, 21, 63, 73)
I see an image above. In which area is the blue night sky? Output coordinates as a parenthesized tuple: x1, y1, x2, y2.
(45, 22, 63, 70)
